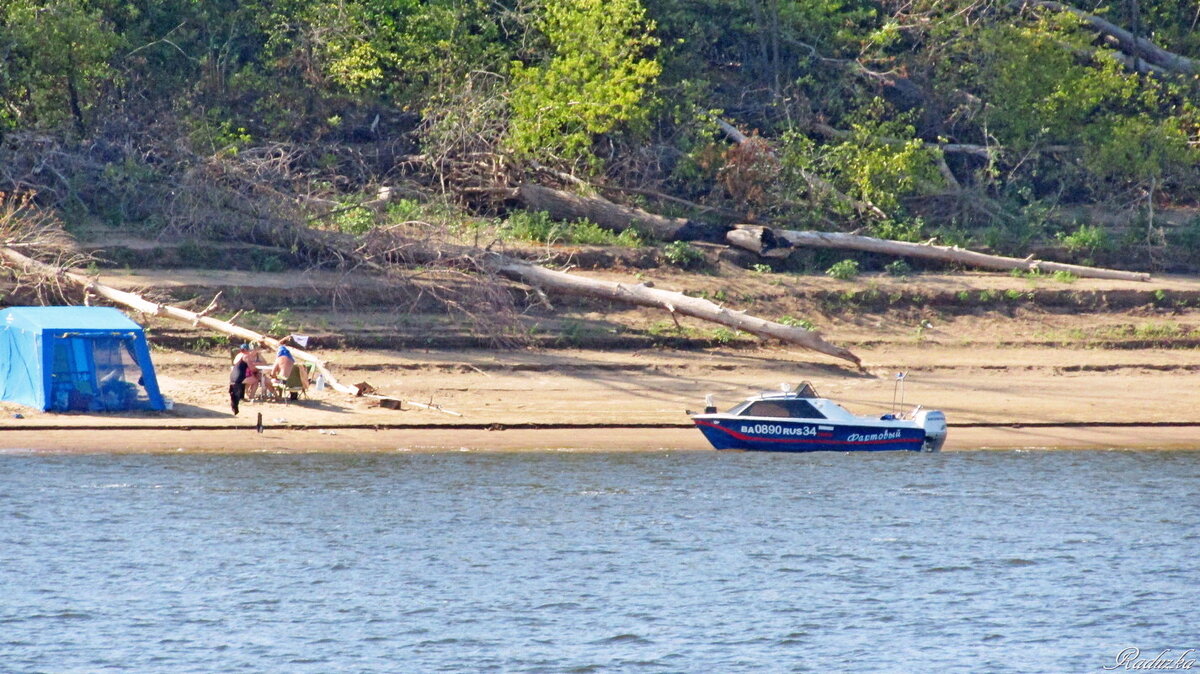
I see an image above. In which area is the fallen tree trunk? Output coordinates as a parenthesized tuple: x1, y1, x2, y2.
(360, 232, 862, 366)
(1012, 0, 1199, 76)
(6, 237, 862, 383)
(727, 225, 1151, 282)
(0, 245, 364, 395)
(486, 255, 862, 366)
(516, 183, 718, 242)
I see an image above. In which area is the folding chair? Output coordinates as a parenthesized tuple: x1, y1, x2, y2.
(273, 366, 308, 403)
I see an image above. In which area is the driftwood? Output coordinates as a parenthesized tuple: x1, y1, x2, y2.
(0, 245, 365, 395)
(485, 255, 862, 366)
(361, 233, 862, 366)
(727, 225, 1151, 282)
(516, 183, 717, 242)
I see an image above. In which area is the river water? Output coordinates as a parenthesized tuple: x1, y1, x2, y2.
(2, 450, 1197, 672)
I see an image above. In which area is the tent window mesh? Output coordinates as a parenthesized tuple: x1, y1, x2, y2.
(49, 335, 151, 411)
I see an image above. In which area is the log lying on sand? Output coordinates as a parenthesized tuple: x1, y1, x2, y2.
(363, 233, 862, 366)
(0, 245, 363, 394)
(5, 237, 861, 386)
(727, 225, 1151, 282)
(516, 183, 720, 242)
(486, 254, 862, 367)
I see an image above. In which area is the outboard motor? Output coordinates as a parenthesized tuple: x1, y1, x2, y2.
(916, 410, 947, 452)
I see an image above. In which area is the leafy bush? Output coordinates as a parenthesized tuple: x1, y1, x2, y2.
(565, 220, 643, 246)
(870, 218, 925, 243)
(778, 315, 816, 330)
(185, 109, 252, 155)
(269, 308, 295, 336)
(885, 260, 912, 276)
(332, 206, 377, 235)
(386, 199, 425, 222)
(711, 327, 740, 344)
(1058, 224, 1111, 253)
(1083, 115, 1191, 186)
(256, 255, 286, 273)
(825, 259, 860, 280)
(502, 211, 642, 246)
(663, 241, 705, 268)
(503, 210, 558, 242)
(820, 108, 945, 214)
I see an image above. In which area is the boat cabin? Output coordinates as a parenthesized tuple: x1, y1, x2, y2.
(724, 382, 832, 419)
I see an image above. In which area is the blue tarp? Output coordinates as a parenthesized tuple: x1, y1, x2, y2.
(0, 306, 165, 412)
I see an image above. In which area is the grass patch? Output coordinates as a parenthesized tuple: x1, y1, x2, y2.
(825, 259, 860, 280)
(1053, 321, 1194, 343)
(663, 241, 705, 268)
(778, 315, 816, 330)
(502, 210, 643, 246)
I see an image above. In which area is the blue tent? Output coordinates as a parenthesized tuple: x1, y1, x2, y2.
(0, 306, 165, 412)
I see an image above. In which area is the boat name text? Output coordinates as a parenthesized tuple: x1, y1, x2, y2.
(846, 429, 903, 442)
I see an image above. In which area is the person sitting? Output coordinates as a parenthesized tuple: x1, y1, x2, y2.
(238, 343, 272, 400)
(270, 335, 309, 397)
(233, 343, 253, 396)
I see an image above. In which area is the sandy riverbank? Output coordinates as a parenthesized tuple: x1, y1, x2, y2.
(3, 343, 1199, 452)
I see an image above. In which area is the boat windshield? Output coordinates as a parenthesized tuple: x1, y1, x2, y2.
(738, 398, 826, 419)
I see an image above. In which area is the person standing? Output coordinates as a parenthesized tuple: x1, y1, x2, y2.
(229, 344, 250, 415)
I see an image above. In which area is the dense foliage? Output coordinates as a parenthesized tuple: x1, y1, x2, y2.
(2, 0, 1199, 261)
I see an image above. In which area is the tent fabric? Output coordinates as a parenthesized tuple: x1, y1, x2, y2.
(0, 306, 166, 412)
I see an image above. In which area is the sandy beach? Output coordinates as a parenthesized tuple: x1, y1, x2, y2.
(4, 341, 1200, 452)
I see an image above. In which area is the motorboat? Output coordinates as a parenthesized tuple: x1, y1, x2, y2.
(690, 381, 946, 452)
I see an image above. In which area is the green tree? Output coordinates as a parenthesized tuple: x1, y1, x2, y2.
(507, 0, 661, 171)
(261, 0, 509, 101)
(927, 2, 1199, 200)
(1, 0, 120, 134)
(779, 104, 944, 218)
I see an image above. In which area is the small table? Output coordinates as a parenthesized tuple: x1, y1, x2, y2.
(250, 365, 280, 401)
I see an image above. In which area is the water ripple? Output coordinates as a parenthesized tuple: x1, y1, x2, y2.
(0, 450, 1197, 671)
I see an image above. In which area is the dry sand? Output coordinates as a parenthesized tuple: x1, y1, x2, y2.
(4, 343, 1199, 453)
